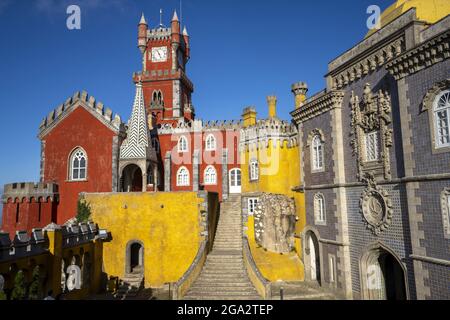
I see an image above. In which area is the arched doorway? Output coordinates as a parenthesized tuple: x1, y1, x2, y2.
(360, 246, 407, 300)
(126, 241, 144, 275)
(305, 231, 321, 284)
(229, 168, 241, 194)
(121, 164, 143, 192)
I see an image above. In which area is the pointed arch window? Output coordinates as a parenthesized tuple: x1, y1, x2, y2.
(204, 166, 217, 185)
(434, 90, 450, 148)
(177, 167, 190, 186)
(69, 148, 87, 181)
(205, 134, 217, 151)
(178, 136, 188, 153)
(151, 90, 164, 107)
(312, 135, 324, 171)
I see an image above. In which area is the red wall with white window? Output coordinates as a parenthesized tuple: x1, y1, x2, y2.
(42, 106, 117, 224)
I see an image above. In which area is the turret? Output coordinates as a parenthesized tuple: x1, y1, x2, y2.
(267, 96, 277, 119)
(138, 13, 148, 55)
(291, 82, 308, 108)
(183, 26, 190, 60)
(171, 11, 181, 70)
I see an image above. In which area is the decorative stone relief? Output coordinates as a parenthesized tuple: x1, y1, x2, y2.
(421, 79, 450, 112)
(350, 83, 393, 181)
(360, 173, 393, 235)
(253, 194, 296, 254)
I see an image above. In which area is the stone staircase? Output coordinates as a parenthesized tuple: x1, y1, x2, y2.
(184, 195, 261, 300)
(114, 268, 145, 300)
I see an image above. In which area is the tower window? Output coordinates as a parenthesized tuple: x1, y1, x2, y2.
(365, 131, 380, 162)
(434, 90, 450, 148)
(178, 136, 188, 153)
(205, 134, 217, 151)
(204, 166, 217, 185)
(69, 148, 87, 181)
(248, 198, 259, 215)
(250, 160, 259, 182)
(314, 193, 326, 225)
(177, 167, 190, 186)
(312, 135, 324, 171)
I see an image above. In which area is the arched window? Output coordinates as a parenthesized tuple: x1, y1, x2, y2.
(314, 193, 326, 224)
(151, 90, 164, 107)
(204, 166, 217, 185)
(205, 134, 216, 151)
(69, 148, 87, 181)
(178, 136, 188, 153)
(434, 90, 450, 148)
(250, 160, 259, 182)
(177, 167, 190, 186)
(312, 135, 324, 171)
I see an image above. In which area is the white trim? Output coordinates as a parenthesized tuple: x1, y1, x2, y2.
(204, 165, 217, 185)
(205, 134, 217, 151)
(69, 147, 88, 181)
(249, 159, 259, 182)
(229, 168, 242, 194)
(433, 90, 450, 149)
(176, 166, 190, 186)
(312, 135, 324, 172)
(178, 135, 189, 153)
(248, 197, 259, 216)
(314, 193, 326, 225)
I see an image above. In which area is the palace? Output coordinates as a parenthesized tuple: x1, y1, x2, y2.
(1, 0, 449, 300)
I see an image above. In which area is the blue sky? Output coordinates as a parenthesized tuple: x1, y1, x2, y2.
(0, 0, 393, 190)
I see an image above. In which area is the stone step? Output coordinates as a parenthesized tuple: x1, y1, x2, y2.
(271, 293, 336, 300)
(187, 288, 258, 296)
(189, 281, 254, 288)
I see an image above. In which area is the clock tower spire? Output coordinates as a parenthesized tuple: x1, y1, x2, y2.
(133, 10, 194, 124)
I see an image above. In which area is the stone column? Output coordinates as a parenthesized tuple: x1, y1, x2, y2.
(164, 152, 171, 192)
(193, 150, 200, 192)
(222, 149, 229, 200)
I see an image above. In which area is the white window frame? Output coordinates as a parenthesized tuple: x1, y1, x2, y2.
(314, 193, 326, 225)
(434, 90, 450, 149)
(176, 167, 190, 186)
(312, 135, 324, 172)
(178, 136, 188, 153)
(365, 131, 380, 162)
(204, 166, 217, 185)
(248, 198, 259, 216)
(69, 148, 87, 181)
(250, 160, 259, 182)
(205, 134, 217, 151)
(329, 255, 336, 284)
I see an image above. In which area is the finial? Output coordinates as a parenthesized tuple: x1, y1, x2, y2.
(159, 8, 163, 27)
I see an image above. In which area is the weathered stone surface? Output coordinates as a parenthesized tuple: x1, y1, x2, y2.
(253, 194, 296, 254)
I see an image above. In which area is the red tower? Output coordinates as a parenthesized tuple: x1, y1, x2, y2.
(133, 11, 194, 125)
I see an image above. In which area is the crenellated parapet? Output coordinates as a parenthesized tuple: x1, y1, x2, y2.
(157, 119, 242, 135)
(239, 118, 298, 151)
(0, 222, 100, 262)
(38, 91, 124, 139)
(2, 182, 59, 204)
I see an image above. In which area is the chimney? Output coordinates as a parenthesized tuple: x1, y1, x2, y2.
(267, 96, 277, 119)
(242, 107, 257, 128)
(291, 82, 308, 108)
(138, 13, 148, 55)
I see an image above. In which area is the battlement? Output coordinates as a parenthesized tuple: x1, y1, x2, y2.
(148, 27, 172, 40)
(240, 118, 298, 151)
(0, 222, 100, 262)
(157, 119, 242, 135)
(38, 90, 123, 137)
(2, 182, 59, 203)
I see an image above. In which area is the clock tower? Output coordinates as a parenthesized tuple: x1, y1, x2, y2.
(134, 11, 194, 125)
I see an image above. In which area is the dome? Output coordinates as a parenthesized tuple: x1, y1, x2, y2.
(366, 0, 450, 38)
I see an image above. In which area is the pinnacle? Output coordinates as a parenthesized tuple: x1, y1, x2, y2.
(172, 10, 179, 22)
(183, 26, 189, 36)
(139, 12, 147, 25)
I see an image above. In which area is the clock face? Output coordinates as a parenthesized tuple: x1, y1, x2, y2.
(151, 47, 168, 62)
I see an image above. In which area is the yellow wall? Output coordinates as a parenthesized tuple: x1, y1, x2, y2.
(85, 192, 206, 288)
(241, 139, 306, 282)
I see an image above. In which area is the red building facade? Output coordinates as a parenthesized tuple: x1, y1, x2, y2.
(1, 11, 242, 238)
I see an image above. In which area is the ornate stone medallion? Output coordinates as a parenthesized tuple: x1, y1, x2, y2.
(360, 174, 393, 235)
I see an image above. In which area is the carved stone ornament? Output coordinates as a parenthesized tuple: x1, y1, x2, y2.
(360, 173, 393, 235)
(350, 83, 393, 181)
(253, 194, 296, 254)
